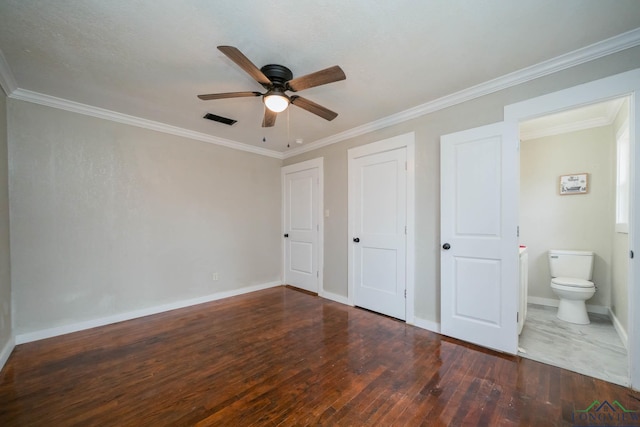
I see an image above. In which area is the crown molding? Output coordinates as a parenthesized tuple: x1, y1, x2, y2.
(0, 49, 18, 96)
(608, 96, 627, 122)
(521, 116, 614, 141)
(520, 97, 625, 140)
(9, 89, 283, 159)
(4, 27, 640, 160)
(283, 27, 640, 159)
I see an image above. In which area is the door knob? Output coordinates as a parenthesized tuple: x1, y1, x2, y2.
(442, 243, 451, 250)
(353, 237, 360, 243)
(284, 233, 289, 238)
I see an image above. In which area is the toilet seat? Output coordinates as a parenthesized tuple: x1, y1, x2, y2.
(551, 277, 594, 288)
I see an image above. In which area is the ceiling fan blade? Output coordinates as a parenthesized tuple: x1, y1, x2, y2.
(197, 91, 261, 100)
(290, 96, 338, 121)
(217, 46, 272, 86)
(286, 66, 346, 92)
(262, 108, 277, 127)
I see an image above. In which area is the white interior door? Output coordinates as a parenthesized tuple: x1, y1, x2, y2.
(283, 164, 319, 293)
(440, 122, 519, 354)
(350, 147, 407, 320)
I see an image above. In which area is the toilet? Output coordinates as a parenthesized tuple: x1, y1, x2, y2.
(548, 249, 596, 324)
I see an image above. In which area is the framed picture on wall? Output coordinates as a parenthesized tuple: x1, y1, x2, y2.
(559, 173, 588, 195)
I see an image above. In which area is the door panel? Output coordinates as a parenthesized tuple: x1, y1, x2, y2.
(362, 247, 397, 293)
(454, 257, 502, 325)
(362, 160, 399, 235)
(455, 137, 502, 236)
(290, 178, 313, 229)
(352, 148, 406, 320)
(284, 167, 318, 293)
(441, 122, 518, 354)
(290, 241, 313, 275)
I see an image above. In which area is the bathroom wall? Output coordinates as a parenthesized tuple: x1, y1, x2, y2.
(520, 125, 615, 308)
(0, 90, 12, 358)
(611, 99, 630, 334)
(8, 99, 282, 336)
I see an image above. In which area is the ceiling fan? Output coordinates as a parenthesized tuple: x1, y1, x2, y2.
(198, 46, 346, 127)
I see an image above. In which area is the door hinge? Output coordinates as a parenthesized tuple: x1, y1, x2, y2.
(404, 289, 407, 298)
(317, 271, 319, 278)
(631, 250, 635, 259)
(405, 161, 407, 170)
(517, 226, 519, 237)
(405, 225, 407, 235)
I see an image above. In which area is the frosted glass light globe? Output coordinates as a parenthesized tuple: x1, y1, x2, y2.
(264, 93, 289, 112)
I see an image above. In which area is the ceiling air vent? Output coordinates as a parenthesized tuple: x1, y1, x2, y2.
(203, 113, 237, 126)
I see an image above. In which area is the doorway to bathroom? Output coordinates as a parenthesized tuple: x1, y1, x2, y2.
(439, 69, 639, 390)
(517, 97, 631, 386)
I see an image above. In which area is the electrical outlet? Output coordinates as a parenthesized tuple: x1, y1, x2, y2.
(212, 272, 219, 281)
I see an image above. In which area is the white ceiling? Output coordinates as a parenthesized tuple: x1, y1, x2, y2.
(1, 1, 639, 155)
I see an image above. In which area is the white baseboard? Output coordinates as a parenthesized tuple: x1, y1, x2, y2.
(527, 296, 559, 307)
(15, 281, 282, 344)
(0, 335, 15, 372)
(583, 302, 609, 315)
(318, 291, 443, 335)
(412, 316, 441, 334)
(319, 290, 350, 306)
(609, 308, 628, 349)
(527, 296, 609, 315)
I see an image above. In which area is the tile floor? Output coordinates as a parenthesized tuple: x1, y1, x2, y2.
(518, 303, 628, 386)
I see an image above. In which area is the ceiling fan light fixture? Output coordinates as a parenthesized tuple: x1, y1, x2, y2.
(264, 90, 290, 113)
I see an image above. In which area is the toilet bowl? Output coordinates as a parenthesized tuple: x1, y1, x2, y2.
(550, 278, 596, 324)
(548, 250, 596, 324)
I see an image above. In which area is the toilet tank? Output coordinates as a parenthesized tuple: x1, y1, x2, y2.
(548, 250, 594, 280)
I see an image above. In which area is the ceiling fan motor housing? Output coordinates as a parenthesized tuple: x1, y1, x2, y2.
(260, 64, 293, 87)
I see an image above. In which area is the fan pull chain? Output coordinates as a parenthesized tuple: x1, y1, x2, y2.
(286, 107, 291, 148)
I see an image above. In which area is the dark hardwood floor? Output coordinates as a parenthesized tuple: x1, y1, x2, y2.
(1, 286, 638, 426)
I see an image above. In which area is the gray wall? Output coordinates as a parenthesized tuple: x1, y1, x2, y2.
(8, 100, 282, 335)
(283, 45, 640, 324)
(5, 45, 640, 336)
(520, 126, 615, 308)
(0, 91, 11, 351)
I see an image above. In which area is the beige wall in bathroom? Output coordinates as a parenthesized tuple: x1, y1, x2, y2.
(0, 91, 12, 355)
(611, 99, 630, 334)
(520, 125, 615, 308)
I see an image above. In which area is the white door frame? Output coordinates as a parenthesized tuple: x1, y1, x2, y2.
(347, 132, 416, 323)
(281, 158, 324, 294)
(504, 68, 640, 390)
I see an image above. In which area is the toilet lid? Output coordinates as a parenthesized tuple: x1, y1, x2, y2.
(552, 277, 594, 288)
